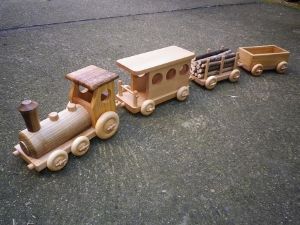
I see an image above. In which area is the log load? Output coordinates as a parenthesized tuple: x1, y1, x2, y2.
(190, 47, 237, 78)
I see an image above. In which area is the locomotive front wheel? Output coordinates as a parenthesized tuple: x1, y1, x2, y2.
(141, 100, 155, 116)
(251, 64, 263, 76)
(229, 69, 240, 82)
(95, 111, 119, 139)
(47, 150, 68, 171)
(71, 136, 90, 156)
(276, 61, 288, 74)
(205, 76, 217, 90)
(177, 86, 189, 101)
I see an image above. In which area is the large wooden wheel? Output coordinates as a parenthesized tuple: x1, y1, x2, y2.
(177, 86, 189, 101)
(276, 61, 288, 74)
(71, 136, 90, 156)
(47, 150, 68, 171)
(229, 69, 240, 82)
(251, 64, 263, 76)
(205, 76, 217, 90)
(141, 100, 155, 116)
(95, 111, 119, 139)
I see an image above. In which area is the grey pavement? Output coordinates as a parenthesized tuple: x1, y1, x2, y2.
(0, 1, 299, 225)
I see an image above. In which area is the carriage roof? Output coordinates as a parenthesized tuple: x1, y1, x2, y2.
(66, 65, 118, 91)
(116, 46, 195, 75)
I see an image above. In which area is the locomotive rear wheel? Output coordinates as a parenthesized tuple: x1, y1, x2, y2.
(95, 111, 119, 139)
(205, 76, 217, 90)
(276, 61, 288, 74)
(71, 136, 90, 156)
(229, 69, 240, 82)
(251, 64, 263, 76)
(177, 86, 189, 101)
(47, 150, 68, 171)
(141, 100, 155, 116)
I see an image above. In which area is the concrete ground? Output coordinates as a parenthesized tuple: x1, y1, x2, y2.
(0, 0, 299, 224)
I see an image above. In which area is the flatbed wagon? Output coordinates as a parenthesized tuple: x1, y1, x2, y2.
(238, 45, 290, 76)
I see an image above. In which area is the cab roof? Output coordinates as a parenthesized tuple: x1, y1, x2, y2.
(66, 65, 118, 91)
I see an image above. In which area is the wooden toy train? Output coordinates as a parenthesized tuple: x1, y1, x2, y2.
(12, 45, 290, 172)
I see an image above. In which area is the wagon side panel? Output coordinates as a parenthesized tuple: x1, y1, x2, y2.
(238, 48, 253, 71)
(148, 61, 190, 101)
(250, 53, 289, 70)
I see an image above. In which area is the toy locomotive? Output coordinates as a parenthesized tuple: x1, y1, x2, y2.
(12, 45, 290, 172)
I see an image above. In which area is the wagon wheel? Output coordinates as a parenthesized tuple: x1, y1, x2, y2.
(177, 86, 189, 101)
(229, 69, 240, 82)
(141, 100, 155, 116)
(205, 76, 217, 90)
(71, 136, 90, 156)
(251, 64, 263, 76)
(276, 61, 288, 74)
(95, 111, 119, 139)
(47, 150, 68, 171)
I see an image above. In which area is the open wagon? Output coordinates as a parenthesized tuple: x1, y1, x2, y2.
(238, 45, 290, 76)
(116, 46, 195, 115)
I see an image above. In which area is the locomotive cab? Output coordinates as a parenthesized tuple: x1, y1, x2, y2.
(66, 65, 119, 127)
(66, 65, 120, 140)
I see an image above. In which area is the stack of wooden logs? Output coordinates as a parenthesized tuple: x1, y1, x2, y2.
(190, 48, 236, 79)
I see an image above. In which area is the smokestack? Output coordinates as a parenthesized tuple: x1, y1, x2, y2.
(18, 100, 41, 132)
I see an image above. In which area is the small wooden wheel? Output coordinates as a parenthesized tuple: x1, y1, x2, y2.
(251, 64, 263, 76)
(205, 76, 217, 90)
(141, 100, 155, 116)
(229, 69, 240, 82)
(71, 136, 90, 156)
(276, 61, 288, 74)
(47, 150, 68, 171)
(177, 86, 189, 101)
(95, 111, 119, 139)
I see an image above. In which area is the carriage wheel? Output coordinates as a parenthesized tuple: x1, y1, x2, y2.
(47, 150, 68, 171)
(276, 61, 288, 74)
(141, 100, 155, 116)
(229, 69, 240, 82)
(251, 64, 263, 76)
(95, 111, 119, 139)
(205, 76, 217, 90)
(71, 136, 90, 156)
(177, 86, 189, 101)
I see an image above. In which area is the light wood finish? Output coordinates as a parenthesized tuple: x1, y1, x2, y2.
(238, 45, 290, 74)
(13, 127, 96, 172)
(71, 136, 90, 156)
(90, 81, 116, 126)
(95, 111, 119, 139)
(117, 46, 195, 75)
(18, 104, 91, 158)
(68, 66, 118, 127)
(116, 46, 195, 115)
